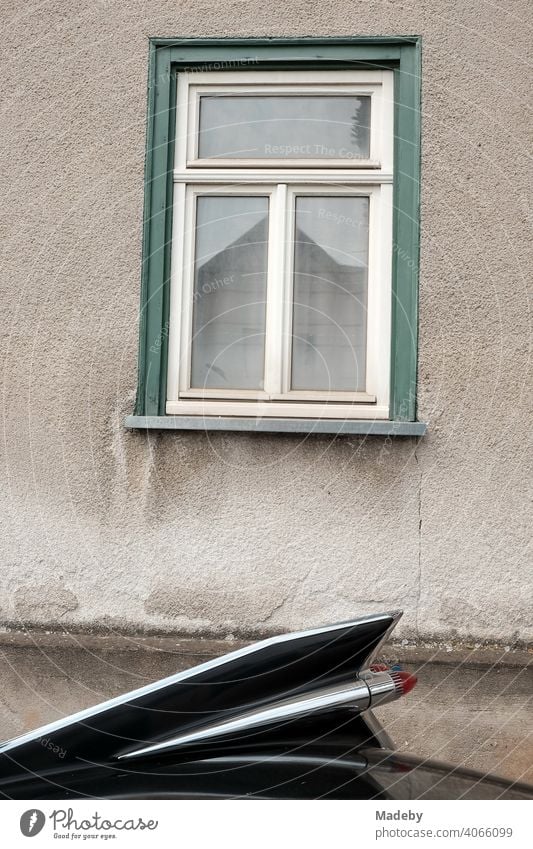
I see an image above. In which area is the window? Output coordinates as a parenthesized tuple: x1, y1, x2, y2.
(129, 39, 424, 435)
(167, 70, 393, 419)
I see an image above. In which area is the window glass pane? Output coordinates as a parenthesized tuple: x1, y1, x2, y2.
(190, 195, 268, 390)
(198, 95, 370, 160)
(291, 196, 369, 392)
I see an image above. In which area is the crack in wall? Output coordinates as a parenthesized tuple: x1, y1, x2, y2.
(259, 562, 317, 626)
(414, 444, 423, 638)
(258, 590, 294, 626)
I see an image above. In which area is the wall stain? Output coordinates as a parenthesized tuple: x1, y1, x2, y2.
(13, 583, 79, 621)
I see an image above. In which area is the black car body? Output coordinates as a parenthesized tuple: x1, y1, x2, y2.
(0, 612, 531, 800)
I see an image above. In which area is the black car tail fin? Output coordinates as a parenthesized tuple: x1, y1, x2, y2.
(0, 611, 400, 779)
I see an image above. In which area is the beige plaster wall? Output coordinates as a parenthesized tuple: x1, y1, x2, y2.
(1, 2, 531, 642)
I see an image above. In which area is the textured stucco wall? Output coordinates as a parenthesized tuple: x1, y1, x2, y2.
(1, 2, 531, 643)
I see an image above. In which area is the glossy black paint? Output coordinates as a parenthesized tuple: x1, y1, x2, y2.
(1, 713, 531, 800)
(0, 614, 396, 782)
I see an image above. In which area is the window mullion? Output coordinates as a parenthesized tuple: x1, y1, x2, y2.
(263, 183, 287, 396)
(281, 185, 295, 395)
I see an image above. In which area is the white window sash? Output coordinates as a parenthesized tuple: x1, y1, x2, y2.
(176, 70, 394, 173)
(165, 400, 389, 419)
(167, 69, 394, 420)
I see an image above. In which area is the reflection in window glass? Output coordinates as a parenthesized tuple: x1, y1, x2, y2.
(291, 196, 369, 392)
(198, 95, 371, 160)
(190, 195, 269, 390)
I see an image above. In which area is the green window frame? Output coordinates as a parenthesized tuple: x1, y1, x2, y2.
(126, 37, 425, 436)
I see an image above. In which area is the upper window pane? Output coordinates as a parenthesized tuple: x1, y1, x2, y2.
(197, 95, 371, 160)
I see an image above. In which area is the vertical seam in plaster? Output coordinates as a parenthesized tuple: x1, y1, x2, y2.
(414, 442, 422, 637)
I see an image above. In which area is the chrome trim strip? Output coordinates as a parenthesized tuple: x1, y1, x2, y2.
(118, 680, 372, 760)
(195, 753, 369, 770)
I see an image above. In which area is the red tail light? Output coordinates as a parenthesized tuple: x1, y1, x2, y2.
(391, 670, 417, 695)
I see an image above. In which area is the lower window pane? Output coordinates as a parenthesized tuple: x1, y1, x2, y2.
(291, 196, 369, 392)
(190, 195, 269, 390)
